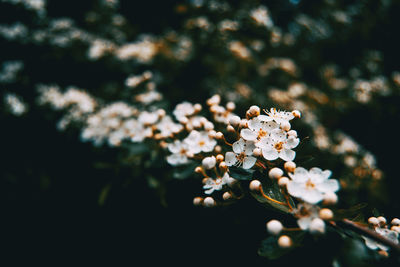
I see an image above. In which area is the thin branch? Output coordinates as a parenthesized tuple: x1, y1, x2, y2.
(335, 219, 400, 253)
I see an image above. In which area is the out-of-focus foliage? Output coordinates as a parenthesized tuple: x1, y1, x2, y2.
(2, 0, 400, 265)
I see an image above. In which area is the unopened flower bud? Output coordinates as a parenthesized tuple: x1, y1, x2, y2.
(227, 125, 235, 132)
(323, 192, 338, 205)
(195, 166, 204, 174)
(204, 122, 214, 131)
(368, 217, 379, 226)
(202, 177, 209, 184)
(278, 177, 289, 188)
(278, 235, 292, 248)
(229, 115, 241, 126)
(192, 119, 202, 128)
(391, 218, 400, 226)
(179, 116, 189, 124)
(219, 161, 228, 171)
(309, 218, 325, 234)
(378, 250, 389, 257)
(223, 191, 232, 201)
(208, 130, 217, 138)
(377, 216, 387, 226)
(253, 148, 262, 157)
(266, 220, 283, 235)
(284, 161, 296, 173)
(292, 110, 301, 118)
(157, 109, 166, 117)
(248, 105, 260, 117)
(203, 197, 216, 207)
(226, 101, 236, 111)
(207, 94, 221, 106)
(202, 156, 216, 169)
(287, 130, 297, 138)
(194, 103, 202, 112)
(249, 180, 261, 191)
(269, 167, 283, 180)
(319, 208, 334, 220)
(391, 226, 400, 233)
(239, 119, 248, 128)
(215, 132, 224, 139)
(214, 145, 222, 153)
(193, 197, 203, 206)
(216, 154, 224, 162)
(281, 121, 291, 131)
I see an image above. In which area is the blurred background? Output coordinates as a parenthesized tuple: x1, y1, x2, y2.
(1, 0, 400, 265)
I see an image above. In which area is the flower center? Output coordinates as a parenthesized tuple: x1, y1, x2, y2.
(198, 140, 205, 146)
(274, 141, 283, 151)
(257, 129, 268, 139)
(236, 152, 246, 162)
(305, 179, 315, 189)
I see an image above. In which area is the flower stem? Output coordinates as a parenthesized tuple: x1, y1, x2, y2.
(334, 219, 400, 253)
(258, 185, 288, 206)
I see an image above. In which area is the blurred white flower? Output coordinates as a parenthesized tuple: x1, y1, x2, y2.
(203, 172, 230, 194)
(184, 130, 216, 154)
(287, 167, 339, 204)
(167, 140, 191, 166)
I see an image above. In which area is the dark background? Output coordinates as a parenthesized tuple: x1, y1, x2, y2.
(1, 0, 400, 265)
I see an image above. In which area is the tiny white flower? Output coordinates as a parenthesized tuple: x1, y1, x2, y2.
(138, 111, 159, 125)
(203, 172, 230, 194)
(259, 128, 299, 161)
(362, 228, 399, 251)
(263, 108, 295, 125)
(225, 138, 257, 169)
(173, 101, 196, 121)
(240, 115, 278, 147)
(166, 140, 191, 166)
(156, 115, 183, 137)
(293, 203, 320, 231)
(287, 167, 340, 204)
(184, 130, 217, 154)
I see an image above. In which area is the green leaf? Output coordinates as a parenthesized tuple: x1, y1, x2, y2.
(251, 175, 296, 214)
(334, 203, 368, 220)
(98, 184, 111, 206)
(172, 162, 197, 180)
(228, 166, 255, 180)
(258, 231, 305, 259)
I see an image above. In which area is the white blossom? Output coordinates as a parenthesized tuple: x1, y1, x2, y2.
(287, 167, 340, 204)
(258, 128, 299, 161)
(173, 101, 196, 122)
(203, 172, 230, 194)
(240, 115, 278, 147)
(184, 130, 216, 154)
(167, 140, 191, 166)
(362, 228, 399, 251)
(225, 138, 257, 169)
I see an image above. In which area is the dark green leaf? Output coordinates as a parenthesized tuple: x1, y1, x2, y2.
(228, 166, 255, 180)
(98, 184, 111, 206)
(251, 175, 296, 214)
(258, 231, 305, 259)
(334, 203, 368, 220)
(172, 162, 197, 180)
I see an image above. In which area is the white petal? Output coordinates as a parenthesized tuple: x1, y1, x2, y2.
(225, 152, 237, 166)
(287, 181, 306, 198)
(318, 179, 340, 193)
(167, 154, 188, 165)
(262, 148, 279, 160)
(240, 128, 257, 141)
(242, 156, 256, 169)
(297, 217, 313, 230)
(168, 140, 181, 153)
(279, 149, 296, 161)
(248, 118, 261, 131)
(244, 140, 256, 155)
(262, 121, 279, 132)
(256, 137, 272, 149)
(289, 167, 308, 182)
(232, 138, 245, 153)
(257, 115, 273, 122)
(287, 137, 300, 148)
(303, 189, 324, 204)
